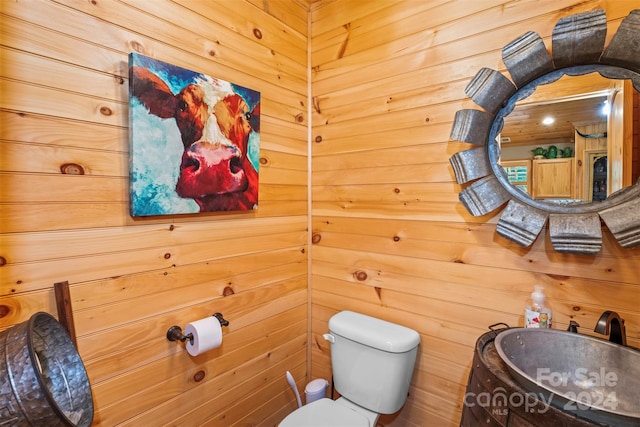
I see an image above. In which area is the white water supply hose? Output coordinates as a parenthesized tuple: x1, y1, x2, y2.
(286, 371, 303, 408)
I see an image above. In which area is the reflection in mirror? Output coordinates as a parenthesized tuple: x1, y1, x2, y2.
(498, 72, 639, 204)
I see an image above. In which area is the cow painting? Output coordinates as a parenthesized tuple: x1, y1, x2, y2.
(128, 53, 260, 216)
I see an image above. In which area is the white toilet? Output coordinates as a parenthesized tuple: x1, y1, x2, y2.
(280, 310, 421, 426)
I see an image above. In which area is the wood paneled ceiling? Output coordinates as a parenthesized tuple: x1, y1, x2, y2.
(501, 95, 608, 147)
(499, 72, 617, 147)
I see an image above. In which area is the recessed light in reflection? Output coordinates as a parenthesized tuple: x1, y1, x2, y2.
(542, 116, 555, 125)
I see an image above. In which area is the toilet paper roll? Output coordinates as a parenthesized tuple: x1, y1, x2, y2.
(184, 316, 223, 356)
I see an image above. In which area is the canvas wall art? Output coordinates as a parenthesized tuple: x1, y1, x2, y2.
(128, 53, 261, 216)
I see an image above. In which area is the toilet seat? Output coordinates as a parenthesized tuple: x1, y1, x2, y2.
(279, 398, 370, 426)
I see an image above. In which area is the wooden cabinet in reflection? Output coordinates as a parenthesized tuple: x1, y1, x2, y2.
(531, 158, 575, 199)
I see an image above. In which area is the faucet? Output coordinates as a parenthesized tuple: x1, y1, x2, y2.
(594, 311, 627, 346)
(567, 320, 580, 333)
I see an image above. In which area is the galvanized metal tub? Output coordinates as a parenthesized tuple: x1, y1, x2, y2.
(461, 328, 605, 426)
(0, 312, 94, 426)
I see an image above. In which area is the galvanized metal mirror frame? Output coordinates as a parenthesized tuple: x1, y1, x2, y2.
(450, 9, 640, 254)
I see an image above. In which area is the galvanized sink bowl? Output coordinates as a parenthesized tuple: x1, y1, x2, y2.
(495, 328, 640, 427)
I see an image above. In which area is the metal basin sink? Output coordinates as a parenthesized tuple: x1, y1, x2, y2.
(495, 328, 640, 427)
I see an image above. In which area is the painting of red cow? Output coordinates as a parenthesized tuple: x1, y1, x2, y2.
(128, 53, 260, 216)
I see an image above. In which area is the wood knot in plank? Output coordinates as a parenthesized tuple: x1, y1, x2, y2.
(60, 163, 85, 175)
(353, 270, 368, 281)
(130, 41, 145, 53)
(0, 305, 11, 318)
(337, 23, 351, 59)
(193, 370, 206, 382)
(311, 233, 322, 244)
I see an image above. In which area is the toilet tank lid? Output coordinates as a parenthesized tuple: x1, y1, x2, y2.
(328, 311, 420, 353)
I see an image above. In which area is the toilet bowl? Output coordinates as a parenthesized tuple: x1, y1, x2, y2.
(280, 397, 378, 426)
(279, 311, 420, 426)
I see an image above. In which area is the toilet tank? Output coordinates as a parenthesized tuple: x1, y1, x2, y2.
(325, 311, 420, 414)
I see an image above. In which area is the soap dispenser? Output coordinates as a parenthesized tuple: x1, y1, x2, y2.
(525, 285, 552, 328)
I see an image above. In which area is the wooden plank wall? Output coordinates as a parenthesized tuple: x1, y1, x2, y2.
(309, 1, 640, 426)
(1, 0, 309, 425)
(3, 1, 640, 426)
(634, 90, 640, 184)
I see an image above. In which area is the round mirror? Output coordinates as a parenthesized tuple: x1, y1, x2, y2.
(449, 9, 640, 254)
(498, 72, 637, 204)
(488, 66, 639, 215)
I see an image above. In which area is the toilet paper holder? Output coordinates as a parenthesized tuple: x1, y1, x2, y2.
(166, 312, 229, 344)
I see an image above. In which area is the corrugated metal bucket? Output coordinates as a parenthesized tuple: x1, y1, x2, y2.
(0, 312, 94, 426)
